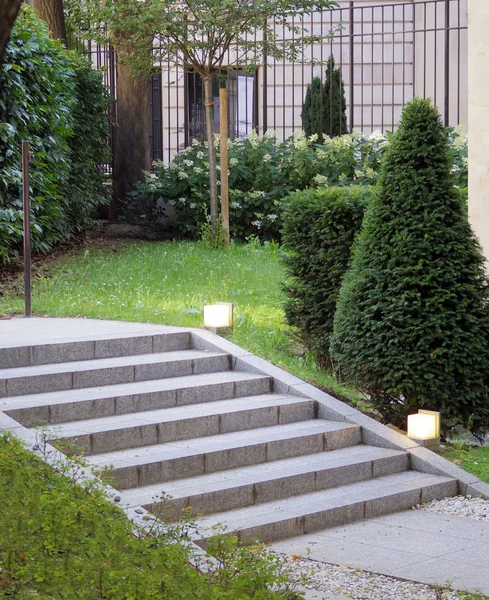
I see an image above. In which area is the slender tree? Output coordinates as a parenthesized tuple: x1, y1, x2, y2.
(0, 0, 23, 63)
(67, 0, 337, 237)
(33, 0, 67, 45)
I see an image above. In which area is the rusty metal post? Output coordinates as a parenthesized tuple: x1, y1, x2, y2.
(22, 140, 31, 318)
(219, 86, 230, 250)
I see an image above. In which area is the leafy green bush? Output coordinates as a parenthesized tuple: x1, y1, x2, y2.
(63, 54, 111, 232)
(0, 433, 300, 599)
(282, 186, 373, 362)
(0, 6, 109, 264)
(330, 99, 489, 437)
(132, 126, 467, 243)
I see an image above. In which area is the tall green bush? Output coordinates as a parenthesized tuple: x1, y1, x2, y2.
(282, 186, 373, 362)
(0, 6, 109, 264)
(330, 99, 489, 437)
(302, 76, 323, 140)
(322, 56, 347, 137)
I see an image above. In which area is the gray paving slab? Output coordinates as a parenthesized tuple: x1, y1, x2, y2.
(272, 510, 489, 595)
(0, 317, 185, 348)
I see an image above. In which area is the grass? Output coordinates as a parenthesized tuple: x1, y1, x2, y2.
(0, 239, 366, 410)
(442, 443, 489, 484)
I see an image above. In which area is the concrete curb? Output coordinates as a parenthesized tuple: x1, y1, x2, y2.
(191, 330, 489, 500)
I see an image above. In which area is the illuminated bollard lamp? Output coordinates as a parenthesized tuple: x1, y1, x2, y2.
(202, 303, 233, 336)
(407, 409, 441, 451)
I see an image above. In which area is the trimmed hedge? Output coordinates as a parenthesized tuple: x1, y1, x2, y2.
(330, 99, 489, 437)
(281, 186, 375, 362)
(0, 6, 109, 264)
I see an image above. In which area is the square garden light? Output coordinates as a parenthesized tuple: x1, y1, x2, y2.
(407, 409, 440, 451)
(202, 303, 233, 336)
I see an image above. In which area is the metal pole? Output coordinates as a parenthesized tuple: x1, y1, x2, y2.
(262, 19, 268, 134)
(219, 87, 230, 250)
(22, 140, 31, 318)
(444, 0, 450, 126)
(349, 1, 354, 133)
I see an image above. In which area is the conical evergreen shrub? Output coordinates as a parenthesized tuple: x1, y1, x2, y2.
(330, 98, 489, 437)
(302, 76, 323, 140)
(322, 56, 347, 138)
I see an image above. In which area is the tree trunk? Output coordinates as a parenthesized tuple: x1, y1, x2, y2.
(203, 73, 219, 239)
(0, 0, 22, 63)
(110, 54, 150, 221)
(33, 0, 66, 45)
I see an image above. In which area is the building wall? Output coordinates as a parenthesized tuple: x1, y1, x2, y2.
(468, 0, 489, 262)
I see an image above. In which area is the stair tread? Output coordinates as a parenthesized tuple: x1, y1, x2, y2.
(194, 471, 456, 536)
(119, 446, 408, 506)
(86, 420, 359, 468)
(1, 371, 269, 410)
(43, 393, 310, 436)
(0, 350, 227, 379)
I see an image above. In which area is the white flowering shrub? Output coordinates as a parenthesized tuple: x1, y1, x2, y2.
(130, 127, 468, 241)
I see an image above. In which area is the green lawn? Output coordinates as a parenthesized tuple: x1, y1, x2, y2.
(442, 443, 489, 484)
(0, 240, 366, 410)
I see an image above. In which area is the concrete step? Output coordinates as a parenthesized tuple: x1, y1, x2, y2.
(2, 371, 273, 427)
(46, 393, 316, 455)
(194, 471, 458, 544)
(0, 331, 191, 369)
(0, 350, 231, 398)
(86, 420, 361, 490)
(119, 445, 409, 520)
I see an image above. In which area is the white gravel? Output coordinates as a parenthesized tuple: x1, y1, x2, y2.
(274, 496, 489, 599)
(420, 495, 489, 521)
(278, 554, 470, 600)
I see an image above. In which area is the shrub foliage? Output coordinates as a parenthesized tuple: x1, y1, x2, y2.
(282, 186, 373, 362)
(0, 433, 300, 599)
(0, 6, 109, 264)
(302, 57, 347, 140)
(330, 99, 489, 437)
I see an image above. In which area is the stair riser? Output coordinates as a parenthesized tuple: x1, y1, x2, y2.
(6, 377, 273, 427)
(0, 332, 191, 369)
(108, 427, 361, 490)
(54, 401, 316, 455)
(148, 453, 410, 520)
(196, 479, 458, 545)
(0, 354, 231, 398)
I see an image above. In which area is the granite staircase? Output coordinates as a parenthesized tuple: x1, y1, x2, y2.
(0, 329, 457, 545)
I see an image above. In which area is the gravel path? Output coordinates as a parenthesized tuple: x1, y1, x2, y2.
(280, 554, 469, 600)
(276, 497, 489, 600)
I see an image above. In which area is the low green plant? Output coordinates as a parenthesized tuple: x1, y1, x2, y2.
(0, 432, 302, 599)
(330, 98, 489, 438)
(281, 186, 374, 363)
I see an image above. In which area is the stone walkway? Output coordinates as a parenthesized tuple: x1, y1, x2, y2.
(272, 509, 489, 595)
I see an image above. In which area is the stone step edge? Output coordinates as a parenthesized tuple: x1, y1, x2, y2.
(46, 395, 316, 455)
(0, 351, 231, 399)
(193, 473, 457, 544)
(119, 447, 410, 518)
(3, 372, 274, 427)
(87, 421, 362, 489)
(0, 330, 192, 369)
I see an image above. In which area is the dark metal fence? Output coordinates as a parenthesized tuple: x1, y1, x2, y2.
(87, 0, 467, 165)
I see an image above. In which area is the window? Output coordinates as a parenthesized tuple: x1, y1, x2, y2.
(186, 69, 255, 144)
